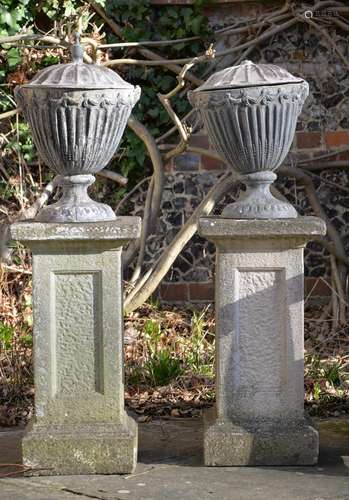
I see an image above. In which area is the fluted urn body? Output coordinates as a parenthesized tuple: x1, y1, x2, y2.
(15, 35, 141, 222)
(189, 60, 309, 219)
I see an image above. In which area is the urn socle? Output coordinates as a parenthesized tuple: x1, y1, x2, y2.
(188, 60, 309, 219)
(15, 33, 141, 223)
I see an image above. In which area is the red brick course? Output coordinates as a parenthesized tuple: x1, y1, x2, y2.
(325, 131, 349, 148)
(159, 279, 331, 303)
(200, 155, 225, 171)
(304, 277, 331, 297)
(189, 282, 214, 301)
(297, 132, 322, 149)
(160, 283, 188, 301)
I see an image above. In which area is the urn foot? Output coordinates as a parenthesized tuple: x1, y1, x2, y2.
(36, 174, 116, 223)
(222, 171, 298, 219)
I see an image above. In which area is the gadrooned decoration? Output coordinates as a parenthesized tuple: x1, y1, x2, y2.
(15, 33, 141, 223)
(188, 60, 309, 219)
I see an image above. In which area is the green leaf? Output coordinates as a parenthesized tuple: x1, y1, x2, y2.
(7, 47, 21, 68)
(191, 14, 204, 35)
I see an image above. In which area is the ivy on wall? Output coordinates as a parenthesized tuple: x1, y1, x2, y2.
(102, 0, 211, 194)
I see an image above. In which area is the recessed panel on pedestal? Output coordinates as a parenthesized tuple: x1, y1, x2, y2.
(52, 271, 103, 397)
(236, 269, 287, 395)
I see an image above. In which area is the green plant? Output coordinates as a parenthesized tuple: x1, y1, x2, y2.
(185, 309, 214, 375)
(305, 354, 348, 403)
(142, 318, 183, 386)
(323, 362, 342, 387)
(144, 319, 162, 356)
(0, 322, 15, 351)
(145, 349, 182, 386)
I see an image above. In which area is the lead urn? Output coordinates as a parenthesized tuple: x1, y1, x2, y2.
(15, 34, 141, 223)
(189, 60, 309, 219)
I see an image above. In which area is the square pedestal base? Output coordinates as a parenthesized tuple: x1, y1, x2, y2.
(23, 417, 137, 475)
(204, 410, 319, 466)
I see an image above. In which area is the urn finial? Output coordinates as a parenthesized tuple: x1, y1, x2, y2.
(71, 32, 83, 64)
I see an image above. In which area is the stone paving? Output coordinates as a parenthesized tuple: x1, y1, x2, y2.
(0, 418, 348, 500)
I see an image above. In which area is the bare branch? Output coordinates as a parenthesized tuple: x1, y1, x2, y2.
(0, 108, 20, 120)
(97, 169, 128, 186)
(127, 116, 164, 233)
(98, 35, 201, 48)
(158, 58, 204, 161)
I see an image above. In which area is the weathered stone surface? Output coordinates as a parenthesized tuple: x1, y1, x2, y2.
(199, 216, 326, 466)
(10, 218, 141, 475)
(10, 218, 140, 242)
(198, 216, 326, 241)
(204, 409, 319, 466)
(23, 419, 137, 475)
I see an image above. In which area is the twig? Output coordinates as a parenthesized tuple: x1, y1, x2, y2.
(115, 176, 151, 214)
(98, 35, 201, 48)
(158, 57, 206, 161)
(298, 146, 349, 165)
(304, 161, 349, 171)
(0, 34, 61, 45)
(330, 254, 347, 323)
(330, 255, 340, 331)
(122, 118, 165, 271)
(0, 108, 20, 120)
(216, 12, 292, 37)
(1, 264, 32, 275)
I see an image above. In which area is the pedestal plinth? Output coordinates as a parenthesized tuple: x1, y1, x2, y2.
(199, 216, 326, 466)
(10, 218, 141, 475)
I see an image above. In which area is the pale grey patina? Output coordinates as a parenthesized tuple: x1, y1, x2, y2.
(199, 216, 326, 466)
(10, 218, 141, 475)
(189, 60, 308, 219)
(15, 34, 140, 223)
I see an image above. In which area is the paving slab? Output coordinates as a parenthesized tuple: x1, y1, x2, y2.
(0, 418, 348, 500)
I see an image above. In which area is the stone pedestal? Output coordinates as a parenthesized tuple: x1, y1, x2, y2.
(199, 216, 326, 466)
(10, 218, 141, 475)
